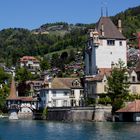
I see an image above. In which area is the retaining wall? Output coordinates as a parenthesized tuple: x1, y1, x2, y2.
(47, 106, 112, 122)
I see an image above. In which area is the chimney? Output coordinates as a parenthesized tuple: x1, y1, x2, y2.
(101, 24, 104, 36)
(118, 19, 122, 33)
(138, 32, 140, 50)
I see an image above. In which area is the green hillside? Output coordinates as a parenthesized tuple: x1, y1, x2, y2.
(0, 5, 139, 67)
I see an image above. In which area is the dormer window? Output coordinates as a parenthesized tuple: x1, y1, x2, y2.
(107, 40, 115, 46)
(72, 80, 80, 87)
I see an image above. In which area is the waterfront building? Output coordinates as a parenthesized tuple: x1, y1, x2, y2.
(116, 100, 140, 122)
(84, 15, 127, 99)
(85, 67, 140, 98)
(20, 56, 40, 74)
(39, 78, 84, 108)
(6, 78, 39, 119)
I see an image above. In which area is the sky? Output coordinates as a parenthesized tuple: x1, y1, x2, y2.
(0, 0, 140, 30)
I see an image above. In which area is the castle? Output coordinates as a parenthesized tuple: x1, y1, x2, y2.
(84, 15, 127, 98)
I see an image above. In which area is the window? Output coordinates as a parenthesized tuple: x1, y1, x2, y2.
(53, 91, 56, 97)
(132, 86, 137, 93)
(119, 41, 122, 46)
(53, 100, 56, 107)
(80, 90, 83, 96)
(104, 85, 107, 92)
(107, 40, 115, 46)
(132, 76, 136, 82)
(64, 92, 68, 96)
(63, 100, 67, 107)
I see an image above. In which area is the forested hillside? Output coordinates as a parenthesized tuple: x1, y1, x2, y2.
(111, 5, 140, 38)
(0, 5, 139, 67)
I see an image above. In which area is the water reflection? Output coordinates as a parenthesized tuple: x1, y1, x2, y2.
(0, 120, 140, 140)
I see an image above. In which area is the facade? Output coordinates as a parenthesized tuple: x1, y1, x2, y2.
(84, 16, 127, 98)
(39, 78, 84, 108)
(6, 78, 38, 119)
(20, 56, 40, 74)
(85, 67, 140, 98)
(85, 68, 111, 98)
(85, 17, 127, 76)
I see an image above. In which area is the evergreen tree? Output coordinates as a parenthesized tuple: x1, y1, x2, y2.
(107, 60, 129, 114)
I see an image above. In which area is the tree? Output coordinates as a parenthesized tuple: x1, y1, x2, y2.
(15, 67, 32, 83)
(107, 60, 129, 114)
(40, 58, 50, 71)
(15, 68, 34, 96)
(0, 68, 10, 112)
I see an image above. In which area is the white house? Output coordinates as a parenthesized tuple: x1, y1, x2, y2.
(20, 56, 40, 74)
(39, 78, 84, 108)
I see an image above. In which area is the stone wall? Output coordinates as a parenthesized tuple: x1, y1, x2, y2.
(47, 105, 112, 122)
(18, 112, 33, 119)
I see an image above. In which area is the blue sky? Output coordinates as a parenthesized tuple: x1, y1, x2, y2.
(0, 0, 140, 30)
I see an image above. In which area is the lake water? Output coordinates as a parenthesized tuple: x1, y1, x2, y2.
(0, 119, 140, 140)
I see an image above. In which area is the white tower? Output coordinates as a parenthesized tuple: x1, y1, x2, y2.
(85, 17, 127, 77)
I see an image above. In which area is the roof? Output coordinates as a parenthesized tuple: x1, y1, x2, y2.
(7, 78, 18, 100)
(85, 75, 104, 82)
(19, 97, 36, 102)
(116, 100, 140, 113)
(50, 78, 82, 89)
(26, 80, 43, 85)
(135, 60, 140, 72)
(20, 56, 39, 63)
(98, 68, 112, 76)
(96, 17, 126, 39)
(85, 68, 111, 82)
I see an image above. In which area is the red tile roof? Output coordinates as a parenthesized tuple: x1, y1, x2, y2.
(98, 68, 112, 76)
(20, 56, 39, 63)
(116, 100, 140, 113)
(85, 68, 112, 82)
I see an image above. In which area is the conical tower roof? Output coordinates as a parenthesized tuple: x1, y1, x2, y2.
(7, 77, 18, 100)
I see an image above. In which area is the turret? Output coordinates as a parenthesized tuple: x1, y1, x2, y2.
(89, 29, 100, 46)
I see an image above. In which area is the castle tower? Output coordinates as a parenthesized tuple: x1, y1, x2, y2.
(85, 16, 127, 76)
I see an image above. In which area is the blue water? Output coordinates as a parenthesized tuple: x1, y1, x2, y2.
(0, 120, 140, 140)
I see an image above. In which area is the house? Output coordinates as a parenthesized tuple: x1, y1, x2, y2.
(85, 68, 111, 98)
(6, 78, 39, 119)
(20, 56, 40, 74)
(116, 100, 140, 122)
(39, 78, 84, 109)
(26, 80, 44, 95)
(84, 15, 127, 99)
(85, 66, 140, 99)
